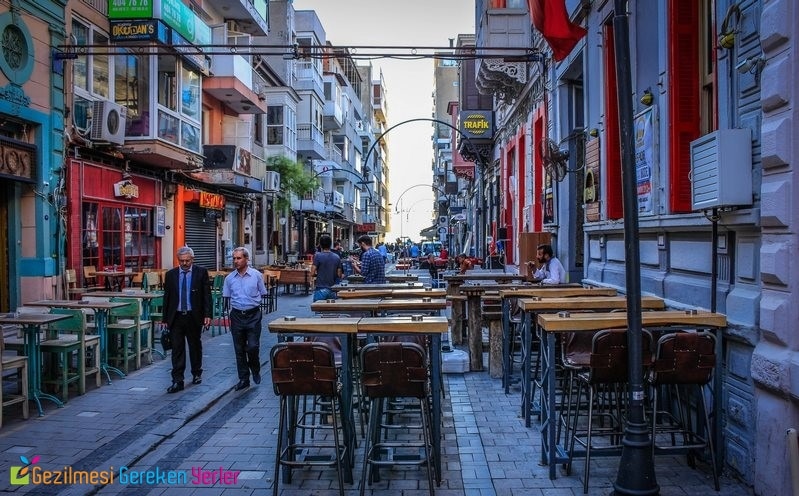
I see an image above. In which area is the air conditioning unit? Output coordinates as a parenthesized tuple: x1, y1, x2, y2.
(690, 129, 753, 211)
(90, 100, 127, 145)
(203, 145, 252, 175)
(263, 171, 281, 192)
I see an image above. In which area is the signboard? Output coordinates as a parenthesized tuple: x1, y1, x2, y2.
(154, 206, 166, 237)
(459, 110, 494, 140)
(355, 222, 376, 233)
(199, 191, 225, 210)
(634, 106, 657, 215)
(0, 139, 36, 183)
(109, 0, 211, 46)
(110, 20, 162, 42)
(113, 179, 140, 199)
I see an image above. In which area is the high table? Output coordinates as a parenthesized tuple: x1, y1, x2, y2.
(336, 288, 446, 299)
(94, 270, 135, 291)
(26, 299, 128, 384)
(83, 291, 165, 358)
(267, 317, 360, 483)
(0, 312, 71, 415)
(267, 315, 448, 485)
(535, 310, 727, 479)
(514, 295, 665, 428)
(332, 282, 426, 291)
(443, 273, 529, 284)
(311, 298, 447, 317)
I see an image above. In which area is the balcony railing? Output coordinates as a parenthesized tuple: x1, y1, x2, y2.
(297, 124, 323, 143)
(325, 144, 343, 166)
(251, 154, 266, 179)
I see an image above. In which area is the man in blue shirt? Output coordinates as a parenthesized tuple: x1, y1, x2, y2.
(223, 247, 267, 391)
(351, 235, 386, 284)
(312, 235, 343, 301)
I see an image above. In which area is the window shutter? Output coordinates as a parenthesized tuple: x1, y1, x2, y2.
(668, 0, 700, 213)
(603, 23, 623, 220)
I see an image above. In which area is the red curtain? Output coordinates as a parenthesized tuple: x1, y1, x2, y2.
(528, 0, 587, 61)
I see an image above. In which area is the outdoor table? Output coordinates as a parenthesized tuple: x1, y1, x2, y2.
(0, 312, 71, 416)
(331, 282, 425, 291)
(80, 290, 162, 320)
(94, 270, 135, 291)
(535, 310, 727, 479)
(356, 315, 448, 485)
(336, 288, 446, 299)
(26, 299, 128, 384)
(443, 273, 529, 284)
(385, 274, 419, 283)
(311, 298, 447, 317)
(268, 317, 361, 483)
(514, 295, 666, 427)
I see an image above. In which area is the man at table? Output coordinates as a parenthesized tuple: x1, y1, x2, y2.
(350, 235, 386, 284)
(163, 246, 212, 393)
(312, 235, 343, 301)
(527, 244, 566, 284)
(224, 247, 268, 391)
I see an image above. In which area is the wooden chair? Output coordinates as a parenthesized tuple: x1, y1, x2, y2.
(40, 309, 101, 401)
(106, 298, 143, 373)
(261, 270, 280, 313)
(65, 269, 84, 300)
(142, 271, 161, 293)
(211, 274, 228, 336)
(82, 266, 103, 292)
(1, 331, 29, 428)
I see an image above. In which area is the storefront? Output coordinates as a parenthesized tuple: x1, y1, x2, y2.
(67, 159, 162, 275)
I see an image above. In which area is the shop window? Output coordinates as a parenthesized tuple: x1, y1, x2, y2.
(82, 202, 156, 271)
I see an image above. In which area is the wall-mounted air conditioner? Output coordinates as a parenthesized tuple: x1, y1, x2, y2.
(203, 145, 252, 175)
(690, 128, 753, 211)
(91, 100, 127, 145)
(263, 171, 281, 192)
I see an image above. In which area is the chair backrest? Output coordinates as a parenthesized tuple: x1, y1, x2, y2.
(83, 266, 98, 278)
(270, 342, 338, 396)
(65, 269, 78, 285)
(48, 308, 87, 336)
(589, 329, 653, 384)
(212, 274, 225, 291)
(142, 272, 160, 292)
(360, 342, 428, 399)
(109, 298, 141, 320)
(263, 270, 280, 286)
(652, 331, 716, 385)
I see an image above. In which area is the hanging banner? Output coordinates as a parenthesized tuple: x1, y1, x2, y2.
(634, 107, 657, 215)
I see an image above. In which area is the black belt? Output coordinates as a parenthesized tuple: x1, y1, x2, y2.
(231, 307, 260, 317)
(177, 311, 192, 316)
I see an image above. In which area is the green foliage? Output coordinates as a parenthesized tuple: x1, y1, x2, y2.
(266, 155, 319, 211)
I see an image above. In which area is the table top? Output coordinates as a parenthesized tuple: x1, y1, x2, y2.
(337, 288, 446, 299)
(26, 299, 128, 310)
(268, 317, 361, 333)
(332, 282, 425, 291)
(500, 287, 617, 298)
(385, 274, 420, 282)
(356, 316, 448, 333)
(519, 295, 665, 311)
(0, 312, 72, 326)
(537, 310, 727, 332)
(444, 273, 528, 282)
(267, 316, 448, 334)
(311, 298, 447, 312)
(80, 291, 163, 299)
(94, 270, 135, 277)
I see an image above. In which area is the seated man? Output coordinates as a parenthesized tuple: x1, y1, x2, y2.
(526, 244, 566, 284)
(455, 254, 474, 274)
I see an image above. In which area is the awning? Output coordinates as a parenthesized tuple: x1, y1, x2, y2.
(419, 224, 438, 239)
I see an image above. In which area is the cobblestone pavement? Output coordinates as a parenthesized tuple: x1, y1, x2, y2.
(0, 269, 755, 495)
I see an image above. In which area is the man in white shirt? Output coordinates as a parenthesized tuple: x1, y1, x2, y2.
(527, 244, 566, 284)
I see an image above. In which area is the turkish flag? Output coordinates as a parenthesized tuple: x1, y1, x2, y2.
(528, 0, 588, 61)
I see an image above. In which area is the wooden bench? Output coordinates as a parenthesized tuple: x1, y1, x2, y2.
(279, 269, 312, 295)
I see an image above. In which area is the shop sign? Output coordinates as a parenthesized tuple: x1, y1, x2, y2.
(114, 179, 140, 199)
(355, 222, 375, 233)
(109, 0, 211, 46)
(110, 20, 165, 42)
(199, 191, 225, 210)
(459, 111, 494, 140)
(0, 139, 35, 183)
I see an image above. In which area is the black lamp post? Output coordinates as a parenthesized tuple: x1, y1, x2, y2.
(611, 1, 658, 494)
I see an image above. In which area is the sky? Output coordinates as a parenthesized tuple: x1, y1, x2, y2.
(292, 0, 476, 242)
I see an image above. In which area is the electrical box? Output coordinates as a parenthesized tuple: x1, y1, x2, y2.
(690, 129, 753, 211)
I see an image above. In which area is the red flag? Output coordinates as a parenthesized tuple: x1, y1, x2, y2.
(528, 0, 588, 61)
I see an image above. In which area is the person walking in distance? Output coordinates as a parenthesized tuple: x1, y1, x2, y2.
(223, 247, 268, 391)
(162, 246, 211, 393)
(312, 235, 343, 302)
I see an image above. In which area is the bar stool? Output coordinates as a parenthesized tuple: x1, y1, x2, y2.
(270, 342, 349, 496)
(567, 328, 653, 494)
(359, 341, 435, 495)
(649, 331, 719, 491)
